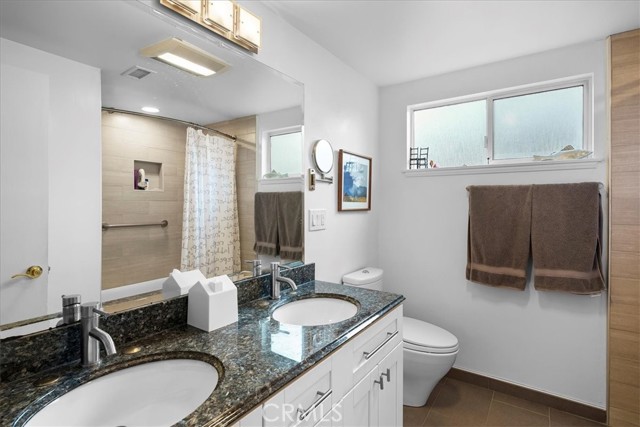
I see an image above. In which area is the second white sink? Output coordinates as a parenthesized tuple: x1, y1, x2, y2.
(272, 297, 358, 326)
(25, 358, 219, 427)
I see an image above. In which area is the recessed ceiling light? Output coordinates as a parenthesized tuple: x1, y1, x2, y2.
(141, 106, 160, 113)
(140, 38, 228, 77)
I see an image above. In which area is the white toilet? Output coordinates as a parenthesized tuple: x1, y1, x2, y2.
(342, 268, 459, 407)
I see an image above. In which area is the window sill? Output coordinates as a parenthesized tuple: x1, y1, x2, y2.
(258, 175, 304, 185)
(402, 158, 603, 177)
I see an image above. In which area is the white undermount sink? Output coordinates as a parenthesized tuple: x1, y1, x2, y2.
(25, 358, 218, 427)
(272, 297, 358, 326)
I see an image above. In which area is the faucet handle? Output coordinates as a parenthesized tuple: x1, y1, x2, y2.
(81, 302, 110, 319)
(245, 259, 262, 266)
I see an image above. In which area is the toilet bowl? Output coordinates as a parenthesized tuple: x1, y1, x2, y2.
(342, 268, 459, 407)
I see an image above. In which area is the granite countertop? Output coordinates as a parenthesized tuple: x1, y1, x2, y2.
(1, 281, 404, 427)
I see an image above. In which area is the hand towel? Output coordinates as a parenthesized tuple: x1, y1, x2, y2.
(531, 182, 605, 294)
(277, 191, 304, 260)
(254, 192, 279, 256)
(466, 185, 533, 290)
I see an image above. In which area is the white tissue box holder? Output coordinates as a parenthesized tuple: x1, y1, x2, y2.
(187, 275, 238, 332)
(162, 269, 207, 299)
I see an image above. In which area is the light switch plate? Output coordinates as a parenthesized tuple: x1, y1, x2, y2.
(308, 209, 326, 231)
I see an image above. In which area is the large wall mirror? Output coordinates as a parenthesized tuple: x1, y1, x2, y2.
(0, 0, 304, 334)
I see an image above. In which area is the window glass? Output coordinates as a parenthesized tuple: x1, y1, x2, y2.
(413, 100, 486, 168)
(270, 131, 302, 175)
(408, 77, 590, 169)
(493, 86, 583, 160)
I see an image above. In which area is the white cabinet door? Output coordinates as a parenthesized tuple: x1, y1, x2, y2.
(376, 343, 403, 427)
(335, 367, 376, 427)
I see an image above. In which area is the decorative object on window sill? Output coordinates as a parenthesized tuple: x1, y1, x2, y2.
(409, 147, 429, 169)
(160, 0, 261, 53)
(338, 150, 372, 212)
(533, 145, 592, 161)
(263, 170, 289, 179)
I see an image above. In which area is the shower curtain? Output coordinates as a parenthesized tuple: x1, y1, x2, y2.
(181, 127, 240, 277)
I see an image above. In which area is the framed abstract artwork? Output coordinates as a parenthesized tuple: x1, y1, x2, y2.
(338, 150, 372, 211)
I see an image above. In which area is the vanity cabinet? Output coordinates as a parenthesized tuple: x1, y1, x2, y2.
(234, 306, 403, 427)
(335, 342, 403, 427)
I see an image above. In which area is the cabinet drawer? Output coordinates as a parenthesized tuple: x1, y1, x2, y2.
(350, 306, 402, 385)
(284, 358, 333, 427)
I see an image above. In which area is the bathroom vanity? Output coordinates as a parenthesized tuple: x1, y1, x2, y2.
(0, 274, 404, 427)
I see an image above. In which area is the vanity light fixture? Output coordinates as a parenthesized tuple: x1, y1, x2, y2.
(160, 0, 261, 53)
(140, 38, 228, 77)
(141, 106, 160, 113)
(203, 0, 234, 33)
(235, 6, 261, 49)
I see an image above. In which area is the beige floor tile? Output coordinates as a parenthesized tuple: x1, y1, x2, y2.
(427, 378, 494, 425)
(549, 408, 606, 427)
(493, 391, 550, 416)
(485, 400, 550, 426)
(403, 405, 430, 427)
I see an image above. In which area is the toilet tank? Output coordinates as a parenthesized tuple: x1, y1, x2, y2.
(342, 268, 383, 291)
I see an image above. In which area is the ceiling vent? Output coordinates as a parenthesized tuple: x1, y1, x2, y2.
(121, 66, 156, 80)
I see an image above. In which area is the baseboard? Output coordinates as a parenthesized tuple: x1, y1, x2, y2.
(446, 368, 607, 424)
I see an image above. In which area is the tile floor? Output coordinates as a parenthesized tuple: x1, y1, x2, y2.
(403, 378, 607, 427)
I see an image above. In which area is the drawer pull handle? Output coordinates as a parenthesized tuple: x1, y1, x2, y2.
(381, 368, 391, 382)
(374, 376, 384, 390)
(297, 389, 333, 421)
(363, 331, 398, 360)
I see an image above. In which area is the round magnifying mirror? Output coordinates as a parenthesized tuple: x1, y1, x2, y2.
(313, 139, 334, 175)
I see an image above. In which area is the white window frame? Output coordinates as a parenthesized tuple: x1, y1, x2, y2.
(407, 74, 593, 169)
(263, 125, 304, 176)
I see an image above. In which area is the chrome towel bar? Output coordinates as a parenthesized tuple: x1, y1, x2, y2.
(102, 220, 168, 230)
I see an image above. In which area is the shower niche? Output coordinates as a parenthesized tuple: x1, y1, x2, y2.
(134, 160, 164, 191)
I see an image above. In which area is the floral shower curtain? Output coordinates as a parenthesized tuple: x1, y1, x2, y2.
(181, 127, 240, 277)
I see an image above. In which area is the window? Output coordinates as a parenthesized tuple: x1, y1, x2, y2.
(408, 76, 591, 169)
(266, 127, 302, 176)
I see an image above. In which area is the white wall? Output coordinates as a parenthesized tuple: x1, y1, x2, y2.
(243, 2, 380, 283)
(1, 39, 102, 314)
(378, 41, 608, 407)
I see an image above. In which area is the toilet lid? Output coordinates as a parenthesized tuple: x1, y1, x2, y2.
(403, 317, 459, 354)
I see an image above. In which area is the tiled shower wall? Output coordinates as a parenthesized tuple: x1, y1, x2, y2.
(102, 112, 257, 289)
(208, 116, 257, 266)
(101, 112, 186, 289)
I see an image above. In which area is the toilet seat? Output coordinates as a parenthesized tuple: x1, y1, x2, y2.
(403, 317, 459, 354)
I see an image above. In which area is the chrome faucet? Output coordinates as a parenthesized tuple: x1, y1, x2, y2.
(81, 302, 117, 367)
(270, 262, 298, 299)
(245, 259, 263, 276)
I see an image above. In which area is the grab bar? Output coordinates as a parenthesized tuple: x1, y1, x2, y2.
(102, 220, 168, 230)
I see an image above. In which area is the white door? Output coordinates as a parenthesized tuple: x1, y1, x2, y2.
(0, 63, 49, 325)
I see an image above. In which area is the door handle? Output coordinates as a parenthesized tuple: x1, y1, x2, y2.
(381, 368, 391, 382)
(11, 265, 43, 279)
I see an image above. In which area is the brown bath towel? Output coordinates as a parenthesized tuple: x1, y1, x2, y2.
(277, 191, 304, 260)
(254, 192, 279, 256)
(531, 183, 605, 294)
(466, 185, 533, 290)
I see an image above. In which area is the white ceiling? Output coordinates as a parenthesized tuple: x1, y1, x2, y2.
(0, 1, 302, 125)
(264, 0, 640, 87)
